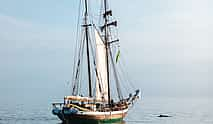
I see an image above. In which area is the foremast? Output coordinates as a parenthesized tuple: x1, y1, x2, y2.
(102, 0, 118, 105)
(103, 0, 111, 105)
(96, 0, 119, 104)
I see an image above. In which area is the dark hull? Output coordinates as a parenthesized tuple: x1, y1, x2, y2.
(53, 108, 127, 124)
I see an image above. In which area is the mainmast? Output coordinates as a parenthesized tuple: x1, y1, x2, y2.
(103, 0, 111, 105)
(84, 0, 92, 97)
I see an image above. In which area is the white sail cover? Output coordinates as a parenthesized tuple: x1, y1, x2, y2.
(95, 29, 108, 102)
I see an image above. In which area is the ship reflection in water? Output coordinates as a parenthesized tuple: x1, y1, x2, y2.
(61, 120, 126, 124)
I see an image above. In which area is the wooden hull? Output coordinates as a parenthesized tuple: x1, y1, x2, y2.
(54, 108, 128, 124)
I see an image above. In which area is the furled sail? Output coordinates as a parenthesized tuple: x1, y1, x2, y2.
(95, 29, 108, 102)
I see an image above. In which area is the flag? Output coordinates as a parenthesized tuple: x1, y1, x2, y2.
(116, 50, 120, 63)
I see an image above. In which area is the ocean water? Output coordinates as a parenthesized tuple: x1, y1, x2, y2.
(0, 97, 212, 124)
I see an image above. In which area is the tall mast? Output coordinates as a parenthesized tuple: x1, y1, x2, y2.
(104, 0, 111, 105)
(84, 0, 92, 97)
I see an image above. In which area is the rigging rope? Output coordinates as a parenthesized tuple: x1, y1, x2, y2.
(109, 49, 123, 100)
(72, 0, 82, 95)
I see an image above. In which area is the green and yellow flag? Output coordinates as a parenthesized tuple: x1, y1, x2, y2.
(116, 50, 120, 63)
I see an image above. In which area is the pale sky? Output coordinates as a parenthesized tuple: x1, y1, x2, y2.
(0, 0, 212, 102)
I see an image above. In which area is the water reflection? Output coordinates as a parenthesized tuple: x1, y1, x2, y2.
(99, 121, 126, 124)
(61, 120, 126, 124)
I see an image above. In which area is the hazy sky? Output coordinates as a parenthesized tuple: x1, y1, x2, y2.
(0, 0, 212, 102)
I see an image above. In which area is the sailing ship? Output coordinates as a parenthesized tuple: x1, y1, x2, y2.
(52, 0, 140, 123)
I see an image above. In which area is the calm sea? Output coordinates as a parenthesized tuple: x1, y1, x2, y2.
(0, 97, 212, 124)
